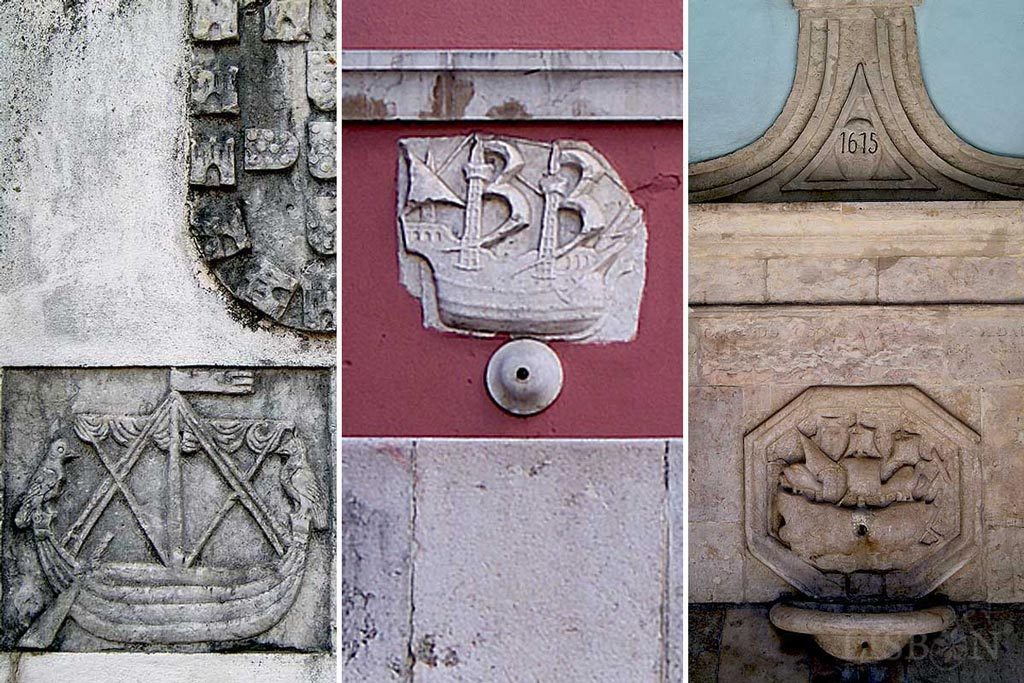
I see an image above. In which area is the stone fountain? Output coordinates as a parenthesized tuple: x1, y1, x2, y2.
(745, 386, 980, 663)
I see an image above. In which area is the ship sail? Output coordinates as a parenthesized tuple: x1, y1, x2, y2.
(406, 153, 465, 207)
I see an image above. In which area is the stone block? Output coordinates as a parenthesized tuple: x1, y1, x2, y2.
(15, 653, 334, 682)
(985, 524, 1024, 603)
(979, 386, 1024, 524)
(717, 607, 810, 683)
(688, 257, 765, 305)
(690, 202, 1024, 261)
(666, 439, 685, 683)
(687, 605, 725, 683)
(688, 387, 744, 523)
(341, 50, 684, 121)
(341, 439, 414, 681)
(411, 439, 665, 682)
(689, 521, 744, 603)
(879, 257, 1024, 304)
(0, 368, 334, 652)
(743, 552, 798, 603)
(767, 258, 876, 304)
(692, 307, 949, 387)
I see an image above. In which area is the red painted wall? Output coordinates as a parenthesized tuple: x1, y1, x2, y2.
(341, 122, 683, 437)
(342, 0, 683, 50)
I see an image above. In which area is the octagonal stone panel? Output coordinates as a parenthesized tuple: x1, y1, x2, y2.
(744, 386, 981, 600)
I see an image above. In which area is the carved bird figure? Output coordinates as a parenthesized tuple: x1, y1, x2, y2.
(15, 439, 78, 534)
(279, 437, 328, 533)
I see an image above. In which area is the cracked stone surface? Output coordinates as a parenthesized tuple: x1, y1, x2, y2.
(341, 438, 675, 682)
(341, 439, 413, 681)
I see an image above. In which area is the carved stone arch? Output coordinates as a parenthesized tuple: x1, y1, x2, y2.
(690, 0, 1024, 202)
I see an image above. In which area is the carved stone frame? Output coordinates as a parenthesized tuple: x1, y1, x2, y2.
(744, 386, 982, 600)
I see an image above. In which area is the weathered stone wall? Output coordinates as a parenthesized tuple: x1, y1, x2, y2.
(344, 438, 684, 681)
(0, 0, 333, 368)
(690, 302, 1024, 603)
(0, 0, 336, 679)
(689, 202, 1024, 675)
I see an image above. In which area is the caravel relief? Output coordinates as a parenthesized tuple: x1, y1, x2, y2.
(1, 368, 333, 651)
(397, 134, 648, 343)
(745, 386, 981, 600)
(188, 0, 337, 332)
(690, 0, 1024, 202)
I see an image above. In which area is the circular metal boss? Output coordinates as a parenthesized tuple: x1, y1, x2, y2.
(485, 339, 563, 416)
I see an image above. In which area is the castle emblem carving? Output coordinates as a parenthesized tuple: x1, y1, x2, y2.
(745, 386, 981, 599)
(691, 0, 1024, 202)
(187, 0, 336, 332)
(397, 134, 647, 342)
(0, 368, 333, 651)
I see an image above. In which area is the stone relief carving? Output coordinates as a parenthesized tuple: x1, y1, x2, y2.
(188, 0, 336, 332)
(397, 134, 647, 342)
(745, 386, 981, 599)
(192, 0, 239, 42)
(690, 0, 1024, 202)
(190, 63, 240, 115)
(0, 368, 333, 651)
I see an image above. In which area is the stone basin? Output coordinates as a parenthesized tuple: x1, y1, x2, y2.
(769, 603, 955, 663)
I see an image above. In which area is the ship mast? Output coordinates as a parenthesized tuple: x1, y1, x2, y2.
(166, 392, 185, 566)
(457, 135, 491, 270)
(537, 143, 570, 280)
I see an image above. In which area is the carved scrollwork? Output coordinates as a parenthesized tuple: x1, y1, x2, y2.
(691, 0, 1024, 202)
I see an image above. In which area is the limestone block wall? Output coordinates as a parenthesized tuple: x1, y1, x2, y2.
(689, 202, 1024, 678)
(343, 439, 685, 681)
(689, 200, 1024, 607)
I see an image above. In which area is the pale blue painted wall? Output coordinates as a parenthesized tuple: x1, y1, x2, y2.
(689, 0, 1024, 162)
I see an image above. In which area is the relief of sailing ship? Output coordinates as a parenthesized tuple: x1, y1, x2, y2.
(13, 370, 328, 648)
(399, 134, 647, 340)
(770, 411, 960, 574)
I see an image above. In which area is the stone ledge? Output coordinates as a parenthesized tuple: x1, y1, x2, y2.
(7, 653, 334, 683)
(690, 202, 1024, 305)
(341, 49, 684, 121)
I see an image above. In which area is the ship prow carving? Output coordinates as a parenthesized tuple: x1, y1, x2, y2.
(690, 0, 1024, 202)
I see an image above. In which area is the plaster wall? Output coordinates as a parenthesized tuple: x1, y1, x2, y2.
(0, 0, 333, 367)
(342, 0, 683, 50)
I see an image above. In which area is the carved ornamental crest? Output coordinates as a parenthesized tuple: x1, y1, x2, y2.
(691, 0, 1024, 202)
(397, 134, 648, 343)
(745, 386, 981, 599)
(188, 0, 336, 332)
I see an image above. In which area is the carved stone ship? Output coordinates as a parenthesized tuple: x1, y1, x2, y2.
(15, 387, 326, 648)
(399, 134, 647, 341)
